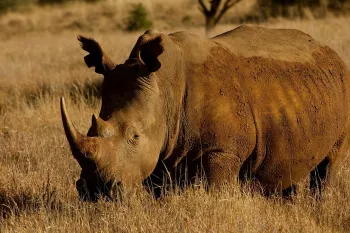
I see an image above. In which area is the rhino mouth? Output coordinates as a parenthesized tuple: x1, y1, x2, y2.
(76, 177, 124, 202)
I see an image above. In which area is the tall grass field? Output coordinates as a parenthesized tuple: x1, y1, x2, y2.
(0, 1, 350, 232)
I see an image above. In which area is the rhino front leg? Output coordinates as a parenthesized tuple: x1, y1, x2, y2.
(203, 152, 242, 188)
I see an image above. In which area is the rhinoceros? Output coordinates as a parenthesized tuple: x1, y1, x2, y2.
(61, 25, 350, 201)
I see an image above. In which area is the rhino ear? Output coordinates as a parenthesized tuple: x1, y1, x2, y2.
(140, 36, 164, 72)
(129, 30, 164, 73)
(77, 35, 115, 75)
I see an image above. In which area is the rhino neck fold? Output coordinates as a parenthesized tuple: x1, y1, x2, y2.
(154, 40, 187, 161)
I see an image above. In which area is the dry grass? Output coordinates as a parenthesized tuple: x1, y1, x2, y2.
(1, 2, 350, 232)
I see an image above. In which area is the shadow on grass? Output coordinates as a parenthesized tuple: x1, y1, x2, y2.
(0, 191, 41, 219)
(0, 178, 64, 220)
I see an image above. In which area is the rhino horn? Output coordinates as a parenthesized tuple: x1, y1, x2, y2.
(91, 114, 116, 138)
(60, 97, 99, 162)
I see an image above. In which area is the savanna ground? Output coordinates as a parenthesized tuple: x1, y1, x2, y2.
(0, 0, 350, 232)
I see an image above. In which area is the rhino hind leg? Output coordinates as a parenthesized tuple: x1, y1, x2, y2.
(282, 184, 297, 198)
(310, 133, 348, 199)
(310, 157, 330, 199)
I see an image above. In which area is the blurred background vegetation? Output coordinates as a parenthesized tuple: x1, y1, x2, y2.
(1, 0, 349, 16)
(0, 0, 349, 36)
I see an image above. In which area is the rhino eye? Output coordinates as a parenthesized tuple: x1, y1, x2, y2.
(126, 127, 139, 139)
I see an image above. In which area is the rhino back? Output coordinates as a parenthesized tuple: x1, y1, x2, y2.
(213, 24, 320, 63)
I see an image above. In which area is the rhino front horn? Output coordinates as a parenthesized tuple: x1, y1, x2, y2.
(60, 97, 98, 162)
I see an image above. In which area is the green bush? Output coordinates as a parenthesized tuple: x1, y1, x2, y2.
(37, 0, 73, 5)
(257, 0, 318, 19)
(0, 0, 19, 13)
(0, 0, 37, 14)
(126, 3, 152, 32)
(84, 0, 103, 3)
(0, 0, 104, 15)
(256, 0, 350, 19)
(328, 0, 350, 13)
(37, 0, 103, 5)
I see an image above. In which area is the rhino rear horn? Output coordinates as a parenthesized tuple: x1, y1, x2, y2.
(90, 114, 116, 138)
(78, 35, 115, 75)
(129, 30, 164, 73)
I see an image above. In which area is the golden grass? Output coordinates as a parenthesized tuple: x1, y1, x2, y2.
(0, 3, 350, 232)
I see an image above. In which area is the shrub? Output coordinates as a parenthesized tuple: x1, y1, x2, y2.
(126, 3, 152, 32)
(37, 0, 73, 5)
(84, 0, 103, 3)
(256, 0, 328, 19)
(0, 0, 19, 14)
(182, 15, 193, 26)
(328, 0, 350, 13)
(37, 0, 103, 5)
(0, 0, 104, 15)
(256, 0, 350, 19)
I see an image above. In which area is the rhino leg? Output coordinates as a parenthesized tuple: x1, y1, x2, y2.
(203, 152, 242, 188)
(310, 133, 348, 199)
(310, 157, 329, 199)
(282, 184, 297, 198)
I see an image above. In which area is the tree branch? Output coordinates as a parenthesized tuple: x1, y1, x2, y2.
(199, 0, 242, 34)
(227, 0, 242, 8)
(198, 0, 209, 15)
(214, 0, 241, 25)
(210, 0, 221, 16)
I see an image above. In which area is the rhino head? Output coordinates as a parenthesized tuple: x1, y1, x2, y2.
(61, 30, 167, 202)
